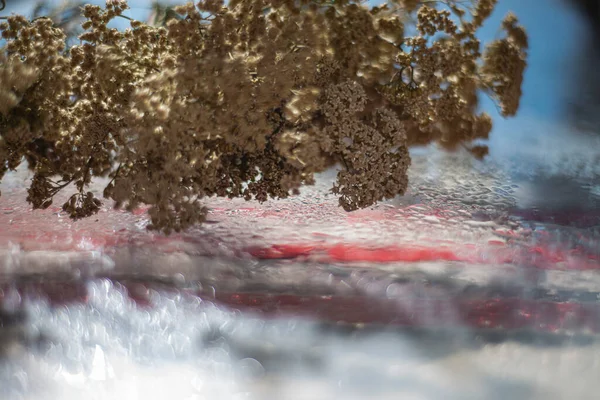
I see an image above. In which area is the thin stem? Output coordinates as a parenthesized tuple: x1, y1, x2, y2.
(48, 177, 75, 197)
(106, 163, 122, 188)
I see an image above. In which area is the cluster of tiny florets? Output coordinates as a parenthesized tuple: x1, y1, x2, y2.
(0, 0, 527, 234)
(417, 6, 456, 36)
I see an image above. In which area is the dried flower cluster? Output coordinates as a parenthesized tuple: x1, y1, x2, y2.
(0, 0, 527, 234)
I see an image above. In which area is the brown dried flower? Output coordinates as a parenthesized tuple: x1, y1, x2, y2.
(0, 0, 527, 234)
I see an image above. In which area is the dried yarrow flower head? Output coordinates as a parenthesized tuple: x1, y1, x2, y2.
(0, 0, 527, 234)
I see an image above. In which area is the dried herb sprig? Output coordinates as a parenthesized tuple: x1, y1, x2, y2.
(0, 0, 527, 234)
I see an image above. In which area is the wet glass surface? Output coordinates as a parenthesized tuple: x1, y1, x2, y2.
(1, 0, 600, 399)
